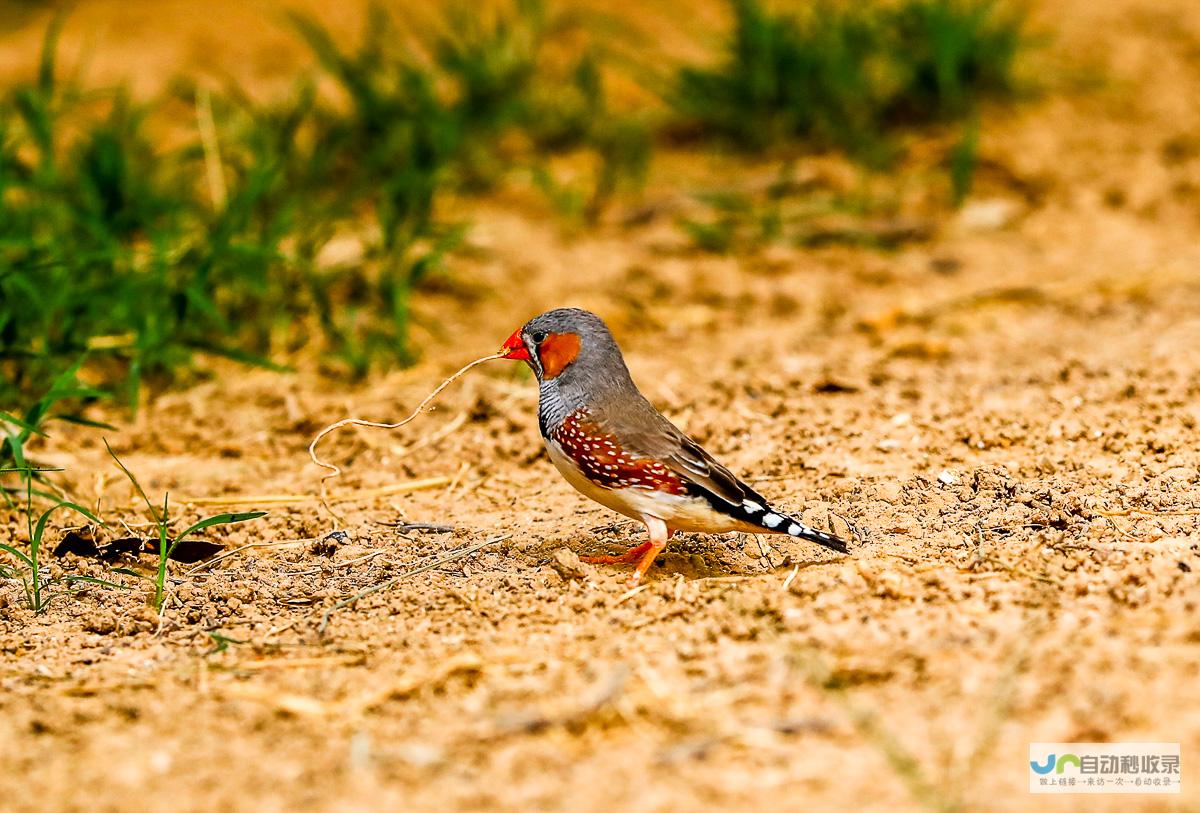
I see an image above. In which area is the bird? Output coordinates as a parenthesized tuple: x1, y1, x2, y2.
(499, 307, 848, 585)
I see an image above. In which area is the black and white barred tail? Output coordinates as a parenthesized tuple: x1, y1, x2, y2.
(680, 477, 850, 554)
(734, 497, 849, 554)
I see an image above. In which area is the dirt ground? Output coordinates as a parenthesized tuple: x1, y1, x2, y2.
(2, 1, 1200, 811)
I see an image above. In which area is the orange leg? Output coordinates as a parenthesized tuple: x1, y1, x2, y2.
(581, 520, 673, 585)
(628, 517, 671, 586)
(581, 540, 654, 565)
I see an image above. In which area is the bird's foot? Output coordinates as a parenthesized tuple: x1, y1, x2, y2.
(580, 540, 654, 565)
(582, 520, 670, 586)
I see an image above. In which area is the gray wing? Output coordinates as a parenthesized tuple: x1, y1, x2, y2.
(598, 394, 769, 509)
(664, 433, 770, 509)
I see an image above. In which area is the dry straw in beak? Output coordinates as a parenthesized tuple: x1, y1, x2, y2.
(307, 352, 506, 519)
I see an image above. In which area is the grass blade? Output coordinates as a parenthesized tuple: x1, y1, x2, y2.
(0, 543, 35, 568)
(103, 438, 160, 521)
(176, 511, 269, 543)
(0, 410, 48, 437)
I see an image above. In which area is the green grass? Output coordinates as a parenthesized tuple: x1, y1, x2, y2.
(0, 0, 1032, 438)
(0, 358, 113, 503)
(0, 0, 1032, 412)
(0, 20, 291, 408)
(0, 10, 456, 398)
(531, 53, 652, 223)
(0, 2, 652, 414)
(678, 163, 922, 253)
(0, 468, 121, 613)
(673, 0, 1029, 159)
(0, 360, 121, 611)
(104, 439, 265, 612)
(948, 113, 981, 205)
(0, 436, 265, 614)
(797, 638, 1030, 813)
(671, 0, 1031, 251)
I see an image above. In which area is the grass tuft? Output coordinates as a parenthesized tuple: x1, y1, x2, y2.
(0, 469, 117, 613)
(0, 0, 652, 412)
(104, 439, 266, 612)
(673, 0, 1029, 159)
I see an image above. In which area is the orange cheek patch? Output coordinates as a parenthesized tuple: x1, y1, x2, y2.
(538, 332, 581, 379)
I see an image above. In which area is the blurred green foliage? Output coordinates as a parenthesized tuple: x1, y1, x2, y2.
(0, 0, 1032, 434)
(678, 162, 931, 254)
(674, 0, 1027, 158)
(0, 2, 648, 420)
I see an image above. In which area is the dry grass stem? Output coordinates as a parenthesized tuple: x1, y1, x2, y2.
(307, 352, 505, 519)
(615, 584, 651, 604)
(1097, 507, 1200, 518)
(183, 538, 316, 575)
(224, 654, 366, 672)
(781, 564, 800, 591)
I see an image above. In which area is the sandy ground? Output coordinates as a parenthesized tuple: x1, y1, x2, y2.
(2, 1, 1200, 811)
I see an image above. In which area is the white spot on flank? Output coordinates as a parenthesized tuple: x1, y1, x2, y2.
(742, 500, 763, 513)
(763, 513, 783, 528)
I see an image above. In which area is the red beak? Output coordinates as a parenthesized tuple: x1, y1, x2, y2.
(501, 328, 532, 362)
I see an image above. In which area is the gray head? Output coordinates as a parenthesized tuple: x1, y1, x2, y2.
(500, 307, 632, 387)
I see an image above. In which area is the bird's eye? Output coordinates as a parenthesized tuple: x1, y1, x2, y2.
(531, 331, 547, 344)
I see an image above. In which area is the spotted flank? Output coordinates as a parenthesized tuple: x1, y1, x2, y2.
(550, 410, 687, 494)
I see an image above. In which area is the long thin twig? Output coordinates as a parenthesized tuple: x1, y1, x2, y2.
(307, 353, 504, 521)
(183, 538, 315, 576)
(1097, 507, 1200, 518)
(284, 549, 386, 577)
(317, 534, 508, 634)
(181, 477, 451, 508)
(380, 522, 455, 533)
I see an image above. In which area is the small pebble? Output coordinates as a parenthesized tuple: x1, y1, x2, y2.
(550, 547, 590, 582)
